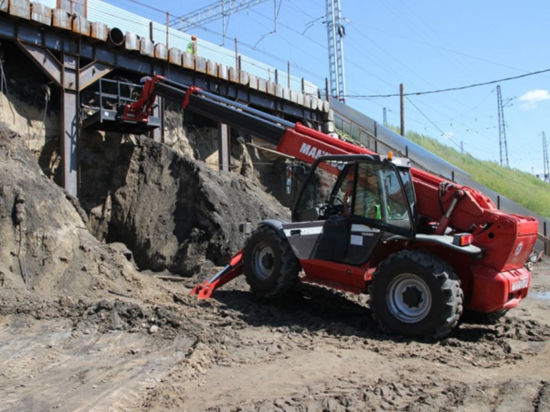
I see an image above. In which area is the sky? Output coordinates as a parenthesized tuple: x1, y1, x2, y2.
(105, 0, 550, 176)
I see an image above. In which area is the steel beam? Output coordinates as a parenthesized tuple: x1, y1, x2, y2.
(61, 53, 79, 197)
(16, 40, 80, 196)
(0, 15, 323, 124)
(152, 96, 164, 142)
(16, 42, 61, 85)
(79, 61, 113, 90)
(219, 123, 230, 172)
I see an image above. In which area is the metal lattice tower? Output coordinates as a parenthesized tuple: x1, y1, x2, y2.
(325, 0, 346, 102)
(496, 85, 509, 167)
(543, 131, 549, 182)
(170, 0, 269, 33)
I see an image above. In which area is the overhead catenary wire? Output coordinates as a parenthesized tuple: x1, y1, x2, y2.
(189, 13, 326, 82)
(113, 0, 168, 16)
(87, 2, 325, 86)
(246, 8, 394, 92)
(406, 96, 445, 136)
(345, 67, 550, 98)
(405, 97, 494, 157)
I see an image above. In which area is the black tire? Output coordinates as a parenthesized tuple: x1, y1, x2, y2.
(462, 309, 508, 325)
(369, 250, 463, 339)
(243, 225, 300, 298)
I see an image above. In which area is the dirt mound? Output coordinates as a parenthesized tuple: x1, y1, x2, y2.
(0, 126, 147, 303)
(84, 134, 289, 275)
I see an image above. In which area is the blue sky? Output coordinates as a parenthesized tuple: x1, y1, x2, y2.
(107, 0, 550, 176)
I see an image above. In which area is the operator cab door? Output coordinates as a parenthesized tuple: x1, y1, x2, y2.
(286, 155, 415, 266)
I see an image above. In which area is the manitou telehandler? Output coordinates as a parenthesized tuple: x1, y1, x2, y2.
(102, 75, 538, 339)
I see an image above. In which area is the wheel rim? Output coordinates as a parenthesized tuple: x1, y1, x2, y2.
(386, 273, 432, 324)
(252, 241, 275, 280)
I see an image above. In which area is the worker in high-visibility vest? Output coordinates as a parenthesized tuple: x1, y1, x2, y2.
(342, 165, 381, 219)
(354, 169, 381, 219)
(186, 35, 197, 55)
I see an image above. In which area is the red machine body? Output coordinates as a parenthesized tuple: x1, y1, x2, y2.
(275, 123, 537, 312)
(124, 75, 537, 314)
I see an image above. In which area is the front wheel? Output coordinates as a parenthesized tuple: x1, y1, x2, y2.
(243, 225, 300, 298)
(369, 250, 463, 339)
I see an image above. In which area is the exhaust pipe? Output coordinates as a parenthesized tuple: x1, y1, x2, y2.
(108, 27, 125, 47)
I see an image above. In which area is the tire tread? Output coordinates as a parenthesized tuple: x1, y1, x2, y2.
(243, 225, 300, 298)
(369, 250, 463, 339)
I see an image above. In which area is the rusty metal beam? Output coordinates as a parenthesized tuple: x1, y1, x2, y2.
(15, 40, 80, 196)
(61, 53, 79, 197)
(0, 14, 323, 124)
(151, 96, 164, 142)
(16, 41, 61, 85)
(219, 123, 230, 172)
(79, 60, 113, 91)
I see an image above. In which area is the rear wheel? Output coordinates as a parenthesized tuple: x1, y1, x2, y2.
(243, 225, 300, 298)
(369, 250, 463, 339)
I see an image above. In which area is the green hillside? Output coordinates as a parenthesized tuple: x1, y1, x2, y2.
(404, 130, 550, 219)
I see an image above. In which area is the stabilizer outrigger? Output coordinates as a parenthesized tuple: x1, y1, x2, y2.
(191, 250, 244, 299)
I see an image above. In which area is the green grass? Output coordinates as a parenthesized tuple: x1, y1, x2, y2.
(403, 130, 550, 218)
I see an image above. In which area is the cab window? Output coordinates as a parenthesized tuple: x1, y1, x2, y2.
(293, 159, 355, 221)
(352, 163, 412, 231)
(293, 158, 413, 234)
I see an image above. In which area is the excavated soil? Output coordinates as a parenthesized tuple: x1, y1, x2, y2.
(80, 133, 288, 276)
(1, 125, 550, 411)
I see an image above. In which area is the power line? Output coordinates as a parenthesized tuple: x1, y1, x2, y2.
(115, 0, 167, 16)
(191, 23, 325, 82)
(406, 96, 445, 136)
(345, 67, 550, 98)
(406, 96, 463, 151)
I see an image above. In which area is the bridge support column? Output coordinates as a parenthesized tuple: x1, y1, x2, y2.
(152, 96, 164, 142)
(219, 123, 231, 172)
(61, 53, 79, 197)
(17, 42, 113, 197)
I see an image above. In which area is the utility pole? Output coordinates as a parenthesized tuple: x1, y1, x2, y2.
(496, 85, 509, 167)
(543, 131, 549, 182)
(399, 83, 405, 136)
(460, 141, 464, 154)
(383, 107, 388, 126)
(325, 0, 346, 102)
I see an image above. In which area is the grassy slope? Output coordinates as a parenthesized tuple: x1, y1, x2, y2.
(404, 130, 550, 219)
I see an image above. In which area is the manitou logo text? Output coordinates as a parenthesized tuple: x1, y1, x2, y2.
(299, 143, 329, 160)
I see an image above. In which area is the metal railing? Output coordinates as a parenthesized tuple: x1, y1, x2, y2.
(81, 78, 143, 115)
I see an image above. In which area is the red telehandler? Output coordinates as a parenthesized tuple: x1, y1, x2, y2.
(116, 75, 538, 339)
